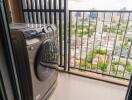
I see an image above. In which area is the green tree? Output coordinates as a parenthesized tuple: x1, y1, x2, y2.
(98, 62, 107, 72)
(128, 37, 132, 42)
(87, 51, 95, 62)
(126, 64, 132, 72)
(123, 41, 129, 48)
(95, 49, 107, 55)
(80, 59, 91, 68)
(111, 26, 116, 33)
(103, 25, 108, 32)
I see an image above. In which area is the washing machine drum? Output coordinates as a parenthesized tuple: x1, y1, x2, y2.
(35, 39, 58, 81)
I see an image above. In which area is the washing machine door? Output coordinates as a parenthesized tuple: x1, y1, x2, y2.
(35, 39, 58, 81)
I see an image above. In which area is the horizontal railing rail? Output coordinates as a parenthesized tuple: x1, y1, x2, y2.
(68, 10, 132, 80)
(69, 10, 132, 12)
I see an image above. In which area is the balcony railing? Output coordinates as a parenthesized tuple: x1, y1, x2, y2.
(68, 10, 132, 80)
(21, 0, 132, 80)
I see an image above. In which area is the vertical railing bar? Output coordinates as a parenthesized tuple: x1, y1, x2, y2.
(102, 13, 114, 75)
(91, 12, 98, 69)
(46, 0, 49, 24)
(79, 12, 85, 69)
(59, 0, 62, 66)
(30, 0, 35, 23)
(115, 12, 130, 76)
(39, 0, 43, 24)
(38, 4, 41, 24)
(26, 0, 31, 23)
(109, 12, 122, 75)
(68, 11, 71, 71)
(104, 12, 113, 75)
(34, 0, 39, 23)
(123, 41, 132, 77)
(42, 0, 45, 24)
(74, 12, 78, 68)
(96, 12, 106, 72)
(20, 0, 26, 22)
(64, 0, 67, 70)
(54, 0, 57, 24)
(85, 12, 91, 70)
(49, 0, 52, 24)
(44, 0, 47, 24)
(51, 0, 53, 24)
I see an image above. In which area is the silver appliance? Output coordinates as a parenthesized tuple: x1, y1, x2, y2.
(10, 23, 58, 100)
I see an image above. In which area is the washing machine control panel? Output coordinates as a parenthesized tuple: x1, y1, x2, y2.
(21, 24, 57, 46)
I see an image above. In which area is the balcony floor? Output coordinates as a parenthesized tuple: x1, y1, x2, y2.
(50, 72, 128, 100)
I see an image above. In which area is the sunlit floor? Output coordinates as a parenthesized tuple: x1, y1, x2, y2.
(49, 72, 127, 100)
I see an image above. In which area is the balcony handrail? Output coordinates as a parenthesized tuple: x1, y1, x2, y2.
(69, 10, 132, 12)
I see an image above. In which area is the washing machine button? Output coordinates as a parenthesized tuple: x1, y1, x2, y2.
(29, 46, 34, 51)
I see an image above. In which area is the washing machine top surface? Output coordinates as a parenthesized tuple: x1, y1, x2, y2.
(10, 23, 57, 45)
(10, 23, 56, 31)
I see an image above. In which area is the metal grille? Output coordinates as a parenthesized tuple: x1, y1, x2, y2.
(68, 10, 132, 80)
(21, 0, 67, 69)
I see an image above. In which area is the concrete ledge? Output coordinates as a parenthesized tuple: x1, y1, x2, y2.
(58, 68, 129, 87)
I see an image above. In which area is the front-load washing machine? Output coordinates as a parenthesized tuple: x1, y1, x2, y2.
(10, 23, 58, 100)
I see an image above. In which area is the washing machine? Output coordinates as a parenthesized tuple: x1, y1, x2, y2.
(10, 23, 58, 100)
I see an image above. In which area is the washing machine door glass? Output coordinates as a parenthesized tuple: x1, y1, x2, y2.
(35, 39, 58, 81)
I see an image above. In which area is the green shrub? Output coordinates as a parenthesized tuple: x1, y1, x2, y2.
(123, 41, 129, 48)
(111, 26, 116, 33)
(112, 61, 132, 73)
(103, 27, 108, 32)
(112, 61, 119, 73)
(126, 64, 132, 72)
(86, 49, 107, 64)
(112, 65, 116, 72)
(80, 59, 91, 69)
(112, 61, 124, 65)
(128, 37, 132, 42)
(85, 28, 94, 37)
(98, 62, 107, 72)
(91, 64, 97, 69)
(80, 59, 86, 67)
(95, 49, 107, 55)
(78, 25, 82, 29)
(117, 29, 124, 35)
(87, 51, 95, 62)
(103, 25, 109, 32)
(112, 61, 120, 65)
(76, 27, 94, 37)
(77, 32, 83, 37)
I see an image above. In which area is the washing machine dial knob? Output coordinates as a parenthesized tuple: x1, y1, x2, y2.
(29, 46, 34, 51)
